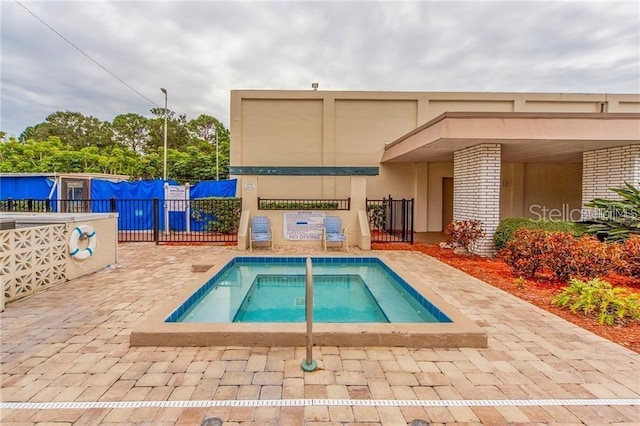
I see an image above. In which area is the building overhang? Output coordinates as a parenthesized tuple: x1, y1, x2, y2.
(381, 112, 640, 163)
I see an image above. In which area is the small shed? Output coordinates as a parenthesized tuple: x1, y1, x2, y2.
(0, 172, 129, 212)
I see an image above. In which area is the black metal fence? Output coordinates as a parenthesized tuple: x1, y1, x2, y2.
(366, 196, 414, 243)
(1, 197, 242, 244)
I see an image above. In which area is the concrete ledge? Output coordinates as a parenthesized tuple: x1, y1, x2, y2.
(191, 264, 214, 273)
(130, 323, 487, 348)
(131, 253, 488, 348)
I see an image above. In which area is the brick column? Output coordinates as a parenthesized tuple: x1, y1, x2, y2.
(453, 144, 501, 256)
(582, 145, 640, 218)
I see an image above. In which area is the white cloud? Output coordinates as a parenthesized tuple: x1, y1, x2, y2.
(1, 0, 638, 136)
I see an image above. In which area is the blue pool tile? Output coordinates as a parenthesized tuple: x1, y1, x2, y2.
(166, 256, 453, 324)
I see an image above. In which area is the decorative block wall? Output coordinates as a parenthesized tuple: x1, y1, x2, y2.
(582, 145, 640, 218)
(453, 144, 501, 256)
(1, 225, 67, 304)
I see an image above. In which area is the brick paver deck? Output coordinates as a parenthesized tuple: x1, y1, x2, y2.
(1, 243, 639, 425)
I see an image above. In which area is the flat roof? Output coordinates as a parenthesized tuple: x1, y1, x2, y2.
(381, 112, 640, 163)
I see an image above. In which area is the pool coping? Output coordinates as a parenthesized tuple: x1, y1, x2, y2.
(130, 253, 488, 348)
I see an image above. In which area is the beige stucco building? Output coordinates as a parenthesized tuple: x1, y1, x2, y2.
(230, 90, 640, 254)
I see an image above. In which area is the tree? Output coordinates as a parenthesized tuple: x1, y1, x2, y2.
(20, 111, 113, 149)
(9, 109, 231, 183)
(188, 114, 220, 145)
(112, 113, 150, 154)
(148, 108, 190, 151)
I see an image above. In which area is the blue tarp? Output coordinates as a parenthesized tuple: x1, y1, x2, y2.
(1, 176, 237, 231)
(90, 179, 173, 230)
(190, 179, 237, 198)
(90, 178, 237, 231)
(90, 179, 170, 200)
(0, 176, 56, 200)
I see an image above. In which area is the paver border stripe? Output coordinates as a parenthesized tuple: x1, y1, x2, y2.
(1, 399, 639, 410)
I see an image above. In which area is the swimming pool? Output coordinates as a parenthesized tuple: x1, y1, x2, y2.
(131, 253, 487, 348)
(167, 257, 452, 324)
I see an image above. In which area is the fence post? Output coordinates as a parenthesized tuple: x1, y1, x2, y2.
(8, 198, 13, 212)
(45, 199, 51, 212)
(27, 198, 33, 212)
(410, 198, 415, 244)
(401, 199, 407, 242)
(110, 197, 117, 213)
(388, 195, 393, 235)
(153, 198, 159, 244)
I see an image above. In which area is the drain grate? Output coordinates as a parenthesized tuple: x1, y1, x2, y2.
(1, 398, 639, 410)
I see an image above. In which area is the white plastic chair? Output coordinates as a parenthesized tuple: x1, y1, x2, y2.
(250, 216, 274, 251)
(322, 216, 347, 252)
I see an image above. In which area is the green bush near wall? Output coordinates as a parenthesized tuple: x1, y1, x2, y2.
(493, 217, 584, 250)
(259, 200, 339, 210)
(191, 197, 242, 234)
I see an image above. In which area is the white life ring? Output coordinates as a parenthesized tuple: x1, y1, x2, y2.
(69, 225, 97, 260)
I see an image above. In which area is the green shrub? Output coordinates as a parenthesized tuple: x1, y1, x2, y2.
(553, 278, 640, 325)
(501, 230, 621, 280)
(366, 204, 387, 231)
(539, 231, 579, 280)
(499, 228, 548, 278)
(544, 234, 622, 280)
(620, 235, 640, 278)
(494, 217, 583, 250)
(259, 200, 339, 210)
(191, 197, 242, 234)
(584, 182, 640, 242)
(444, 220, 485, 253)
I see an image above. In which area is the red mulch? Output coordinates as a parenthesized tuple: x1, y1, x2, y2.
(372, 242, 640, 354)
(160, 241, 237, 246)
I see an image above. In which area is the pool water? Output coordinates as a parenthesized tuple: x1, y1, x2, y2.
(234, 274, 388, 322)
(167, 257, 452, 324)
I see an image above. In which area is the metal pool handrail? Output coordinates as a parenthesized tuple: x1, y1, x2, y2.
(301, 257, 317, 372)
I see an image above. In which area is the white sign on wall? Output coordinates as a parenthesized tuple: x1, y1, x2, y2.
(165, 185, 188, 211)
(283, 211, 326, 240)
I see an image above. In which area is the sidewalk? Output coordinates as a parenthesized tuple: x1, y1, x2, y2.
(1, 243, 638, 425)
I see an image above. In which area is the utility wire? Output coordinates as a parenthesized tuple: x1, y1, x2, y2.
(15, 0, 161, 108)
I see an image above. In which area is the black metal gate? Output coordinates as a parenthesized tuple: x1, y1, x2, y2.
(366, 196, 414, 243)
(1, 197, 241, 244)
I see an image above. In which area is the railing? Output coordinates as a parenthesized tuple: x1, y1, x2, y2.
(366, 196, 414, 243)
(258, 197, 350, 210)
(0, 197, 242, 244)
(301, 257, 317, 372)
(1, 198, 52, 212)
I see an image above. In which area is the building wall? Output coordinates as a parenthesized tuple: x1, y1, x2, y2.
(230, 90, 640, 235)
(426, 163, 454, 232)
(582, 145, 640, 207)
(523, 163, 583, 221)
(453, 144, 501, 256)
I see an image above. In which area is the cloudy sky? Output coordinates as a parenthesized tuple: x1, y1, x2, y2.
(1, 0, 639, 137)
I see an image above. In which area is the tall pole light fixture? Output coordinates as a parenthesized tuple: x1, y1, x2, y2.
(160, 88, 168, 181)
(214, 124, 219, 180)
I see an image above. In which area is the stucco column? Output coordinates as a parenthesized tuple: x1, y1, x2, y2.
(350, 175, 370, 250)
(240, 175, 259, 211)
(582, 145, 640, 219)
(453, 144, 501, 256)
(237, 175, 258, 250)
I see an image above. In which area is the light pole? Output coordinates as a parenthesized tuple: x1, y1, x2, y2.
(214, 124, 219, 180)
(160, 88, 168, 181)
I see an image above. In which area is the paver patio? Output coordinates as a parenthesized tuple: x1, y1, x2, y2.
(1, 243, 639, 425)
